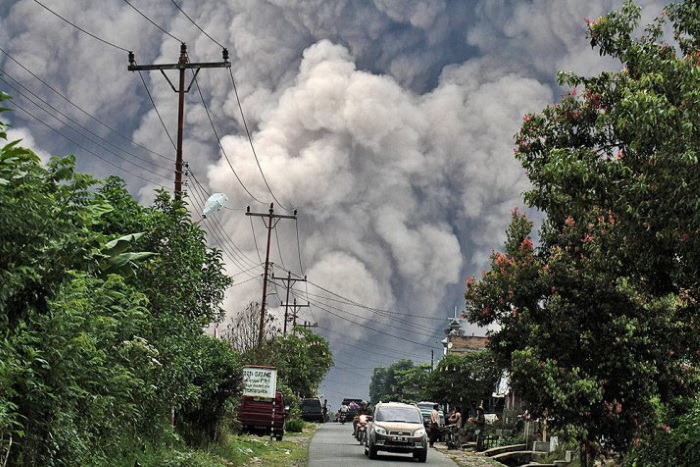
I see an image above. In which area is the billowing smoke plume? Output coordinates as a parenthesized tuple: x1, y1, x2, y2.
(0, 0, 668, 400)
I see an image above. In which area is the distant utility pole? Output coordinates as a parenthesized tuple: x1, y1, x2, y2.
(288, 298, 309, 335)
(246, 204, 297, 346)
(272, 271, 307, 335)
(128, 43, 230, 199)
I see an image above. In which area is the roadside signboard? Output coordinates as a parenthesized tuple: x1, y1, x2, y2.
(242, 366, 277, 398)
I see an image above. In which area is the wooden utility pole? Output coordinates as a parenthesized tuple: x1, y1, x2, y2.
(288, 298, 309, 335)
(272, 271, 307, 335)
(246, 204, 297, 345)
(128, 44, 230, 199)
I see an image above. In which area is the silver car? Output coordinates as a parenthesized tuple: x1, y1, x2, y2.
(365, 402, 428, 462)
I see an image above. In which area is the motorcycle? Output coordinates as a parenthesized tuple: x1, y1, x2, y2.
(354, 414, 372, 445)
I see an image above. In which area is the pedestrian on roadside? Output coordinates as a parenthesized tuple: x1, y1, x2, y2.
(429, 403, 440, 447)
(447, 406, 462, 428)
(473, 406, 486, 451)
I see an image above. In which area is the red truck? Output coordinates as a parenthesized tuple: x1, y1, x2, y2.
(238, 391, 286, 440)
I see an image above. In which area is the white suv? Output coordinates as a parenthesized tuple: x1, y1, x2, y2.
(365, 402, 428, 462)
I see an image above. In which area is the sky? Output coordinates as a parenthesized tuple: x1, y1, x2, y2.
(0, 0, 668, 407)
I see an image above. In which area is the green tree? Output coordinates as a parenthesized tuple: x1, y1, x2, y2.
(391, 363, 431, 402)
(369, 367, 388, 405)
(232, 327, 333, 398)
(464, 2, 700, 464)
(426, 351, 500, 412)
(368, 360, 428, 403)
(0, 97, 242, 463)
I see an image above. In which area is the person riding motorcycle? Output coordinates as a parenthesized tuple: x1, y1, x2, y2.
(353, 401, 372, 437)
(338, 403, 349, 423)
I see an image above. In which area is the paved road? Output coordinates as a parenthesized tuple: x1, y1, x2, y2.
(308, 422, 457, 467)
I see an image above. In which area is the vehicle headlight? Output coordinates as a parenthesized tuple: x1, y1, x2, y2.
(375, 426, 387, 435)
(414, 428, 426, 437)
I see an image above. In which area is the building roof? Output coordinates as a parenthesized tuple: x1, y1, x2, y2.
(446, 335, 488, 354)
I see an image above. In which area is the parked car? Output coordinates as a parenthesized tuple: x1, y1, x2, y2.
(365, 402, 428, 462)
(300, 397, 325, 422)
(238, 391, 286, 440)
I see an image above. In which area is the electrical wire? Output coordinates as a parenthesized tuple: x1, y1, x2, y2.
(169, 0, 225, 49)
(295, 217, 305, 276)
(0, 73, 172, 174)
(187, 173, 262, 274)
(191, 72, 265, 203)
(249, 215, 265, 265)
(123, 0, 182, 43)
(329, 341, 416, 366)
(227, 67, 291, 211)
(10, 100, 169, 187)
(318, 325, 428, 361)
(229, 274, 263, 288)
(295, 291, 441, 340)
(189, 178, 263, 274)
(0, 46, 174, 163)
(302, 287, 447, 322)
(4, 82, 171, 178)
(136, 70, 177, 150)
(308, 291, 439, 336)
(33, 0, 130, 52)
(295, 292, 437, 349)
(306, 278, 448, 322)
(274, 225, 287, 271)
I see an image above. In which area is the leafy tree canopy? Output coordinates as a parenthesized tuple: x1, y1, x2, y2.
(425, 351, 501, 413)
(369, 359, 431, 403)
(464, 1, 700, 462)
(0, 95, 241, 464)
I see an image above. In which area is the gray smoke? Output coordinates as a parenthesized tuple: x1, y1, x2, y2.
(0, 0, 668, 402)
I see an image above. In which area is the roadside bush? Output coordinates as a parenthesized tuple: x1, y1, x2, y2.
(286, 418, 304, 433)
(176, 334, 242, 446)
(623, 398, 700, 467)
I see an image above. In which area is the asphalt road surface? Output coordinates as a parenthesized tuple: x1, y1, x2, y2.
(308, 422, 457, 466)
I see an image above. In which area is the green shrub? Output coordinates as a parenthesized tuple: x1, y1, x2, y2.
(623, 398, 700, 467)
(286, 418, 304, 433)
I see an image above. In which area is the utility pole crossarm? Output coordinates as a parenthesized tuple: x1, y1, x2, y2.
(272, 271, 307, 335)
(127, 60, 231, 71)
(127, 44, 230, 199)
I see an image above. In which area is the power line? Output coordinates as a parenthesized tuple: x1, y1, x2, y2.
(33, 0, 130, 52)
(249, 215, 264, 264)
(123, 0, 182, 43)
(6, 85, 171, 179)
(274, 225, 287, 271)
(0, 46, 174, 163)
(296, 291, 440, 340)
(187, 173, 262, 274)
(286, 278, 440, 336)
(227, 67, 291, 211)
(297, 293, 437, 349)
(136, 70, 177, 150)
(169, 0, 225, 49)
(10, 100, 169, 188)
(191, 72, 265, 203)
(318, 325, 428, 361)
(306, 278, 448, 322)
(302, 287, 447, 322)
(0, 73, 172, 175)
(295, 217, 306, 276)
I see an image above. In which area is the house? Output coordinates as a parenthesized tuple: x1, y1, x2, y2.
(441, 318, 489, 355)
